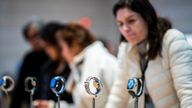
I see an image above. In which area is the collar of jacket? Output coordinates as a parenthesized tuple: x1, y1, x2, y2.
(70, 41, 103, 66)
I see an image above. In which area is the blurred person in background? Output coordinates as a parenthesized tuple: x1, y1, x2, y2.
(98, 37, 116, 55)
(105, 0, 192, 108)
(10, 17, 49, 108)
(34, 22, 73, 108)
(56, 23, 118, 108)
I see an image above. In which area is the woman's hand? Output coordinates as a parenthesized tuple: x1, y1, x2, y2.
(34, 100, 53, 108)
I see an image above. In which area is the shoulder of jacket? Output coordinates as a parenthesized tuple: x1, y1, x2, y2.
(163, 29, 192, 57)
(163, 29, 186, 47)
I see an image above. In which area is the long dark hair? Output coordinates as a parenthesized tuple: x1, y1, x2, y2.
(113, 0, 172, 60)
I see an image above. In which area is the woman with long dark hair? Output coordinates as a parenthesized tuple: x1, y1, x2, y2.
(106, 0, 192, 108)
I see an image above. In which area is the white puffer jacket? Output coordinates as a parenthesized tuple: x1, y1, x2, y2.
(68, 41, 118, 108)
(105, 29, 192, 108)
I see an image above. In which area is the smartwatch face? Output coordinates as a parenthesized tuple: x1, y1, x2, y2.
(50, 76, 65, 95)
(89, 78, 100, 94)
(25, 77, 37, 92)
(127, 78, 143, 97)
(50, 79, 57, 89)
(0, 79, 4, 86)
(84, 77, 102, 96)
(128, 79, 135, 89)
(1, 76, 15, 92)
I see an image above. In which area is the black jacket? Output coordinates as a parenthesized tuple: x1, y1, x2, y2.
(37, 60, 73, 103)
(10, 50, 48, 108)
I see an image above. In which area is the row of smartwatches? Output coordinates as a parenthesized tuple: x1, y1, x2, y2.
(0, 75, 103, 108)
(0, 75, 143, 108)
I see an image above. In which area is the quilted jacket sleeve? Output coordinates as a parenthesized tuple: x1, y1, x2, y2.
(165, 29, 192, 108)
(105, 42, 131, 108)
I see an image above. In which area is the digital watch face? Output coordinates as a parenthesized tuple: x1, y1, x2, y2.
(0, 75, 15, 92)
(84, 77, 103, 96)
(50, 78, 56, 88)
(24, 77, 37, 92)
(127, 78, 143, 97)
(128, 79, 135, 89)
(50, 76, 65, 95)
(0, 79, 4, 86)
